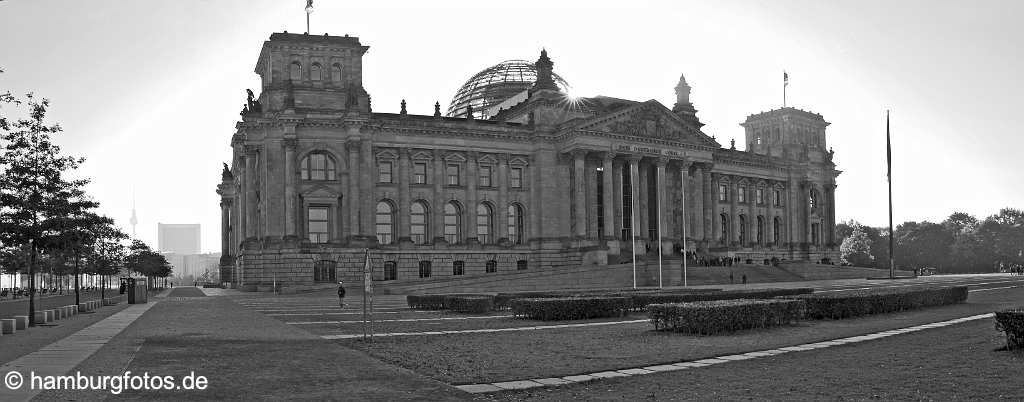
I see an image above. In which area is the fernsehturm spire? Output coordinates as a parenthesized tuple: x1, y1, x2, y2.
(130, 191, 138, 238)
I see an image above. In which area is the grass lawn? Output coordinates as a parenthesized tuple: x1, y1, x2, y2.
(338, 300, 1013, 385)
(476, 318, 1024, 401)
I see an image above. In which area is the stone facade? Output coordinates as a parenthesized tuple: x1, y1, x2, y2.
(216, 32, 841, 290)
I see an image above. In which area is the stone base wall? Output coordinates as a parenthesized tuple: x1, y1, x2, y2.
(229, 245, 588, 290)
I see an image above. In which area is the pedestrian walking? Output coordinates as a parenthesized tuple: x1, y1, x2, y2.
(337, 280, 347, 309)
(742, 274, 747, 284)
(729, 272, 734, 284)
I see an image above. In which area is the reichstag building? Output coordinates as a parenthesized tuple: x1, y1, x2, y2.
(217, 32, 841, 290)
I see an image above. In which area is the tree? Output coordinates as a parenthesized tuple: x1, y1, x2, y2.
(0, 92, 89, 326)
(840, 222, 874, 267)
(124, 240, 172, 289)
(896, 221, 954, 271)
(85, 234, 127, 300)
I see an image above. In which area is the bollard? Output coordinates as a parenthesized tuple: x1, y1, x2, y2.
(79, 303, 88, 312)
(69, 305, 77, 316)
(14, 316, 28, 330)
(34, 312, 47, 324)
(1, 319, 15, 334)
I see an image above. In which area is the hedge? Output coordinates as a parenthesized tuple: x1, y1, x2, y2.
(648, 299, 807, 334)
(510, 297, 630, 320)
(494, 292, 583, 310)
(444, 296, 494, 314)
(406, 294, 492, 310)
(624, 288, 814, 311)
(994, 308, 1024, 350)
(784, 286, 968, 319)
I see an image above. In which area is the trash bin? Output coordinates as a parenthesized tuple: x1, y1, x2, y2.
(127, 279, 148, 304)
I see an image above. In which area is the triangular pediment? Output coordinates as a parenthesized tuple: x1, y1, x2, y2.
(564, 100, 719, 146)
(301, 183, 340, 199)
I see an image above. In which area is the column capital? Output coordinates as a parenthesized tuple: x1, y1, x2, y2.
(282, 138, 298, 149)
(625, 154, 643, 163)
(570, 149, 589, 159)
(655, 156, 670, 167)
(398, 147, 410, 157)
(345, 137, 362, 149)
(497, 153, 509, 164)
(468, 150, 479, 159)
(244, 144, 261, 155)
(603, 152, 616, 162)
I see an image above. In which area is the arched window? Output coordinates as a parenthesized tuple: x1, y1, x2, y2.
(310, 63, 322, 81)
(719, 213, 729, 243)
(410, 201, 429, 245)
(738, 215, 747, 244)
(383, 261, 397, 281)
(300, 152, 336, 181)
(375, 201, 395, 245)
(757, 216, 765, 244)
(418, 261, 431, 278)
(444, 202, 461, 244)
(331, 63, 342, 83)
(507, 203, 524, 245)
(476, 203, 493, 244)
(773, 217, 782, 245)
(290, 61, 301, 81)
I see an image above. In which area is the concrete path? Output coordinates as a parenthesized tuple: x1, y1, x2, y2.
(0, 302, 157, 401)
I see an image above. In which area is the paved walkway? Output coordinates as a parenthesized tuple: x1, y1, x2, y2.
(0, 302, 157, 401)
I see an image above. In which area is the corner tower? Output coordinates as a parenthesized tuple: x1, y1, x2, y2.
(741, 107, 831, 161)
(252, 32, 370, 114)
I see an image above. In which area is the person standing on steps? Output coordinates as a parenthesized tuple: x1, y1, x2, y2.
(337, 280, 347, 309)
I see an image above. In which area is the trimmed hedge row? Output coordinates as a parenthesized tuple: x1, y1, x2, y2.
(994, 308, 1024, 350)
(510, 297, 630, 321)
(623, 288, 815, 311)
(445, 296, 494, 314)
(406, 294, 492, 310)
(648, 299, 807, 334)
(783, 286, 968, 319)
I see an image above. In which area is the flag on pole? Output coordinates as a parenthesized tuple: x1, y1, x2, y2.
(305, 0, 314, 14)
(784, 71, 789, 87)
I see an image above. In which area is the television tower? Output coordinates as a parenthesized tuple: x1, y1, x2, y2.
(129, 191, 138, 238)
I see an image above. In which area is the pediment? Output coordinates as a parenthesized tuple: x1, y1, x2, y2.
(410, 150, 433, 160)
(301, 184, 340, 199)
(443, 152, 467, 163)
(375, 149, 398, 160)
(566, 100, 718, 146)
(477, 154, 498, 165)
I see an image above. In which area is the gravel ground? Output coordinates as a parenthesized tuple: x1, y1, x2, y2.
(0, 302, 129, 365)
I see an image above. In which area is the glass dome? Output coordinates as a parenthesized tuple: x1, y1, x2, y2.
(447, 60, 569, 119)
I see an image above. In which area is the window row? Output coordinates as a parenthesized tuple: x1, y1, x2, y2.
(379, 161, 524, 188)
(717, 183, 783, 206)
(289, 61, 343, 83)
(311, 259, 529, 283)
(717, 214, 785, 246)
(299, 152, 525, 189)
(376, 201, 525, 246)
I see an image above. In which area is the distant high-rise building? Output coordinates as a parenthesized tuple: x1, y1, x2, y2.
(157, 223, 201, 254)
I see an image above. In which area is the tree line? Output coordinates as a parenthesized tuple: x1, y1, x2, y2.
(838, 209, 1024, 273)
(0, 69, 172, 326)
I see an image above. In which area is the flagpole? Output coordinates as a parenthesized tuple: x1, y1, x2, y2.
(783, 71, 788, 108)
(887, 110, 895, 279)
(681, 165, 688, 287)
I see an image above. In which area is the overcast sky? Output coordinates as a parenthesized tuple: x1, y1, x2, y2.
(1, 0, 1021, 253)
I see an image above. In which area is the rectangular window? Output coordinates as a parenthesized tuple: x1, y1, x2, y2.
(756, 189, 764, 204)
(307, 206, 329, 243)
(453, 261, 465, 276)
(413, 162, 427, 184)
(378, 161, 392, 183)
(485, 260, 497, 273)
(479, 165, 492, 187)
(446, 164, 460, 186)
(718, 184, 728, 202)
(510, 167, 523, 188)
(774, 190, 781, 206)
(738, 187, 746, 203)
(516, 260, 528, 271)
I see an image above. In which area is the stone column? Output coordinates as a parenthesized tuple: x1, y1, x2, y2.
(528, 155, 540, 242)
(612, 159, 623, 240)
(678, 162, 691, 244)
(283, 138, 297, 237)
(346, 138, 361, 237)
(433, 149, 445, 243)
(497, 153, 509, 243)
(638, 160, 649, 240)
(702, 167, 713, 248)
(361, 138, 374, 238)
(765, 181, 774, 246)
(602, 153, 616, 239)
(627, 156, 641, 244)
(572, 150, 587, 238)
(220, 200, 229, 254)
(398, 148, 411, 242)
(655, 158, 670, 248)
(826, 184, 836, 246)
(730, 178, 739, 246)
(466, 152, 479, 243)
(244, 146, 258, 239)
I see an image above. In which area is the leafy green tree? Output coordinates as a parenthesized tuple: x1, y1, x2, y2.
(0, 92, 89, 326)
(840, 222, 874, 267)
